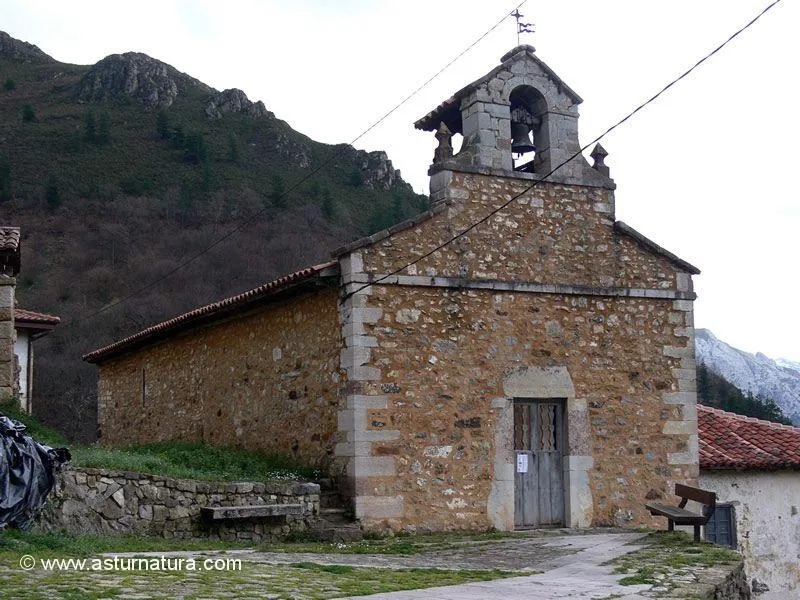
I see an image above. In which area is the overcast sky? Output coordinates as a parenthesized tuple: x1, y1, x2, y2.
(3, 0, 798, 360)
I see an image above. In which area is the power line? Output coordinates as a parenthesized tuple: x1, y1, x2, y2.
(69, 1, 526, 328)
(342, 0, 783, 301)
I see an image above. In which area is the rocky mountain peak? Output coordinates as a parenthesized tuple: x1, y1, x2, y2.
(359, 150, 405, 192)
(0, 31, 54, 62)
(77, 52, 212, 109)
(205, 88, 272, 120)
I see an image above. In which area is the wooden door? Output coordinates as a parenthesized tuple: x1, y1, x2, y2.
(514, 399, 565, 528)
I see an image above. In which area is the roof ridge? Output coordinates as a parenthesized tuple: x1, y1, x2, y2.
(698, 403, 799, 431)
(15, 307, 61, 321)
(83, 260, 339, 363)
(699, 403, 800, 470)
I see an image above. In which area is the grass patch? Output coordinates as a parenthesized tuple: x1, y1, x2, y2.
(0, 399, 68, 447)
(292, 562, 356, 574)
(0, 400, 319, 482)
(283, 563, 517, 597)
(72, 441, 320, 482)
(0, 529, 252, 559)
(263, 529, 525, 555)
(610, 531, 740, 591)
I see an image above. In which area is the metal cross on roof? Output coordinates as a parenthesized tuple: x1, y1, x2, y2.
(511, 9, 535, 46)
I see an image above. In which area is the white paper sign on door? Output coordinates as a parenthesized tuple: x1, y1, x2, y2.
(516, 453, 528, 473)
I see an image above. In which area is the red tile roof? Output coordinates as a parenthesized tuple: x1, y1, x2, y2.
(699, 404, 800, 470)
(0, 227, 20, 251)
(83, 261, 339, 364)
(0, 226, 21, 276)
(14, 308, 61, 327)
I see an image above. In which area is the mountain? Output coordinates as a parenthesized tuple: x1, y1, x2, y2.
(776, 358, 800, 374)
(0, 32, 427, 442)
(696, 329, 800, 425)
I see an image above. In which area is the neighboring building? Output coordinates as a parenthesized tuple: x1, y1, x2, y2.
(85, 45, 701, 532)
(0, 226, 21, 399)
(699, 405, 800, 598)
(0, 225, 60, 411)
(14, 308, 60, 412)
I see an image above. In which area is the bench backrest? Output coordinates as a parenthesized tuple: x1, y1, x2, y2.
(675, 483, 716, 508)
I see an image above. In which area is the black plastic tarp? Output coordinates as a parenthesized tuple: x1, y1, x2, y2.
(0, 414, 70, 529)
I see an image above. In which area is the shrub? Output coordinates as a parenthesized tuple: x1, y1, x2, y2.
(45, 176, 61, 210)
(0, 156, 11, 202)
(22, 104, 36, 123)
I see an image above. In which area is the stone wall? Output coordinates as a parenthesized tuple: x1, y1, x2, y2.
(36, 468, 319, 542)
(97, 287, 343, 467)
(0, 276, 16, 398)
(364, 174, 680, 291)
(338, 172, 698, 531)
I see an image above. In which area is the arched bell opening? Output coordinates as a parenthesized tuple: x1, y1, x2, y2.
(509, 85, 547, 173)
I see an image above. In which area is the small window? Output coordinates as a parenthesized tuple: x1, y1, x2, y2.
(705, 504, 737, 548)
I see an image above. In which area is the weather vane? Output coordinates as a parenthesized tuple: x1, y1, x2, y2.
(511, 9, 535, 46)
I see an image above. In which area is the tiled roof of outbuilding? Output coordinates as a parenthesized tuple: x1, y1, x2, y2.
(83, 261, 339, 364)
(14, 308, 61, 327)
(699, 404, 800, 470)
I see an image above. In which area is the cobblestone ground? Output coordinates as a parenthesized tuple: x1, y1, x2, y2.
(0, 531, 740, 599)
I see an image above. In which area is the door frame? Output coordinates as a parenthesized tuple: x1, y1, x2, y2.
(487, 366, 594, 531)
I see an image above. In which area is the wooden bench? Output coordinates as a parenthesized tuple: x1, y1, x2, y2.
(200, 504, 303, 522)
(645, 483, 716, 541)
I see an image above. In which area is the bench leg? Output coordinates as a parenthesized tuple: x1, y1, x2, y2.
(668, 520, 674, 532)
(693, 525, 700, 542)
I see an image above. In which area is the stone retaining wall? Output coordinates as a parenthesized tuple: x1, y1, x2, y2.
(35, 468, 319, 542)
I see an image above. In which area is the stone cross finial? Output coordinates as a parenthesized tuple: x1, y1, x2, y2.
(433, 122, 453, 165)
(590, 143, 610, 177)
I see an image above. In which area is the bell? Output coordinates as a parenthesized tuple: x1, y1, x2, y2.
(511, 121, 535, 154)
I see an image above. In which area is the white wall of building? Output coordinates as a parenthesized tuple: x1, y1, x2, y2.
(701, 470, 800, 598)
(13, 329, 30, 411)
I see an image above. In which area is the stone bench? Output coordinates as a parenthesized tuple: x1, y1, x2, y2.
(200, 504, 303, 521)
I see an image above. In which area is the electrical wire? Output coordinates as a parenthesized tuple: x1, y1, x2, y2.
(68, 1, 527, 328)
(342, 0, 783, 301)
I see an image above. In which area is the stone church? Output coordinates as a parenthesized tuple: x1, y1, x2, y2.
(86, 46, 700, 532)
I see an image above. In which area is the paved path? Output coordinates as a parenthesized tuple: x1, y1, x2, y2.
(109, 531, 653, 599)
(334, 533, 653, 599)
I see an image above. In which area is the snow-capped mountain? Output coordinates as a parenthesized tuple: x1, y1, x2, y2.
(695, 329, 800, 425)
(776, 358, 800, 374)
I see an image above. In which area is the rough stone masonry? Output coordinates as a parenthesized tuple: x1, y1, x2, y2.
(36, 467, 319, 542)
(335, 170, 698, 532)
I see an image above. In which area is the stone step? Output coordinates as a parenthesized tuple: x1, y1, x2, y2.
(320, 495, 344, 506)
(316, 478, 336, 491)
(319, 507, 347, 516)
(309, 519, 363, 543)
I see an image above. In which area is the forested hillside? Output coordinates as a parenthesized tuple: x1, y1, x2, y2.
(0, 32, 427, 441)
(697, 363, 792, 425)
